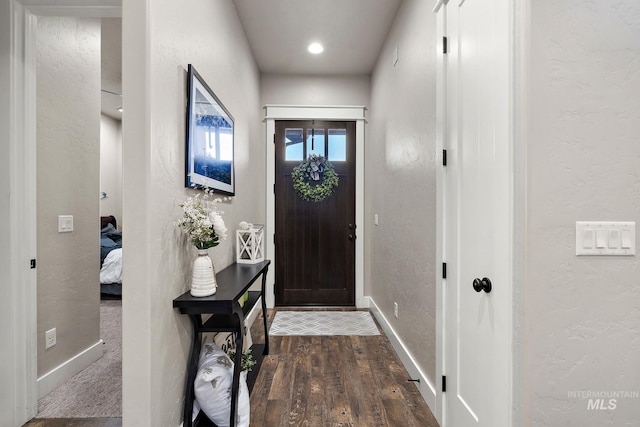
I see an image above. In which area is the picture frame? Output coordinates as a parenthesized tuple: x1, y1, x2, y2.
(185, 64, 235, 195)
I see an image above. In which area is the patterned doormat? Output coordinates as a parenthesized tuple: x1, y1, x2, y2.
(269, 311, 380, 336)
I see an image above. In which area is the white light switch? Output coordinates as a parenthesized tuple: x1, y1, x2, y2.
(609, 229, 620, 248)
(622, 230, 632, 249)
(583, 229, 594, 248)
(576, 221, 635, 256)
(58, 215, 73, 233)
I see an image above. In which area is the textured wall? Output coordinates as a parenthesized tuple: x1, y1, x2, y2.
(525, 1, 640, 425)
(36, 17, 101, 377)
(100, 115, 122, 224)
(100, 17, 121, 94)
(121, 0, 262, 425)
(367, 0, 437, 384)
(261, 74, 370, 107)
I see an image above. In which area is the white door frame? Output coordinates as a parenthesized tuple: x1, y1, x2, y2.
(263, 105, 367, 309)
(8, 3, 120, 424)
(433, 0, 518, 425)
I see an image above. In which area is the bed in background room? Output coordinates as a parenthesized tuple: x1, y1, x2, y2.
(100, 215, 122, 298)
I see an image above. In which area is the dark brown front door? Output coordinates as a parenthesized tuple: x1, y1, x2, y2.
(275, 120, 356, 306)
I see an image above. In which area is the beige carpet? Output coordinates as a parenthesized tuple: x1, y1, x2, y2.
(37, 300, 122, 418)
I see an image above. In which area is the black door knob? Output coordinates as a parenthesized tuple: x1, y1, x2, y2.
(473, 277, 492, 293)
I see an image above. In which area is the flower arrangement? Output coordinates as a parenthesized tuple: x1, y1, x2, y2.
(291, 154, 339, 202)
(177, 191, 229, 250)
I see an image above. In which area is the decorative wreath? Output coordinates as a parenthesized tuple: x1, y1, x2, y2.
(292, 155, 339, 202)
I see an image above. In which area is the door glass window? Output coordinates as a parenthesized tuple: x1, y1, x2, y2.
(306, 129, 325, 158)
(285, 128, 303, 161)
(327, 129, 347, 161)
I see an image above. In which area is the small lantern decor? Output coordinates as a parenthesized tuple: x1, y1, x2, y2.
(236, 222, 264, 264)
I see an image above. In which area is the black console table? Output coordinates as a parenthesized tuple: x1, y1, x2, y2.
(173, 260, 270, 427)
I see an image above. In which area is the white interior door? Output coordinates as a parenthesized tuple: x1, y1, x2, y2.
(443, 0, 512, 425)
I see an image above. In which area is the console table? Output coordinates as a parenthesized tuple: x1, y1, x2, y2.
(173, 260, 270, 427)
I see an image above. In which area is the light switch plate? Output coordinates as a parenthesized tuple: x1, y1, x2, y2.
(58, 215, 73, 233)
(576, 221, 635, 256)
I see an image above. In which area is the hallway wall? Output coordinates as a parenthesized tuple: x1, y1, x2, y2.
(100, 115, 122, 223)
(367, 0, 438, 390)
(36, 16, 102, 385)
(261, 73, 370, 107)
(121, 0, 262, 425)
(524, 1, 640, 424)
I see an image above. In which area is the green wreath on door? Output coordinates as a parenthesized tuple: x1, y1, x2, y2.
(291, 155, 339, 202)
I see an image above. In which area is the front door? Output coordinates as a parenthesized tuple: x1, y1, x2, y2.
(443, 0, 512, 425)
(275, 120, 356, 306)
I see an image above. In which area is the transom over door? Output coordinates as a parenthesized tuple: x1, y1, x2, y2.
(443, 0, 512, 425)
(275, 120, 356, 306)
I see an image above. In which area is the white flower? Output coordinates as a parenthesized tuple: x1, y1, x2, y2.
(210, 210, 227, 241)
(177, 194, 229, 250)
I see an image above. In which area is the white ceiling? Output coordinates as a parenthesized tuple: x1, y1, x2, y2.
(232, 0, 403, 75)
(73, 0, 402, 118)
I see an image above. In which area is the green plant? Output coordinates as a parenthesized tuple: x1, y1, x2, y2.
(229, 348, 256, 372)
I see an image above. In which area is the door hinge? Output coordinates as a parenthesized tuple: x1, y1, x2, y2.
(443, 36, 448, 54)
(273, 183, 276, 194)
(442, 375, 447, 392)
(442, 149, 447, 166)
(30, 259, 36, 269)
(442, 262, 447, 279)
(273, 234, 276, 245)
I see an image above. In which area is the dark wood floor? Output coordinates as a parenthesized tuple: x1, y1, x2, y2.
(250, 308, 438, 426)
(24, 309, 437, 427)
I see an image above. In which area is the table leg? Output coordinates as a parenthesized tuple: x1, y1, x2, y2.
(260, 267, 269, 355)
(230, 313, 243, 426)
(183, 314, 202, 427)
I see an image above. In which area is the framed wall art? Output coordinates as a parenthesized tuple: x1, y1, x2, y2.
(185, 64, 235, 195)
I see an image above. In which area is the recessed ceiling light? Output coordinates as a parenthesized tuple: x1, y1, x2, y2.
(308, 42, 324, 54)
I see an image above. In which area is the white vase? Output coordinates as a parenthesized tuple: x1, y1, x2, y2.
(190, 248, 217, 297)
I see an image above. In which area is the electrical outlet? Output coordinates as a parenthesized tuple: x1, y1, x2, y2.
(374, 214, 379, 226)
(394, 302, 399, 318)
(45, 328, 56, 349)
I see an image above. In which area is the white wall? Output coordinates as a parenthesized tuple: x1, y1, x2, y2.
(367, 0, 437, 388)
(36, 16, 102, 380)
(100, 114, 122, 224)
(261, 73, 370, 107)
(121, 0, 262, 425)
(524, 1, 640, 425)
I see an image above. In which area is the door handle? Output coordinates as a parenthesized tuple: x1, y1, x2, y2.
(472, 277, 492, 293)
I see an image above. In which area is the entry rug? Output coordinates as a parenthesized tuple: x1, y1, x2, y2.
(269, 311, 380, 336)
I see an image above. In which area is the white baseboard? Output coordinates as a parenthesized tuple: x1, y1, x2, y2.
(37, 339, 104, 399)
(369, 298, 437, 412)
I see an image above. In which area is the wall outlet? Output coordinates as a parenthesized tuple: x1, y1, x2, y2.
(45, 328, 56, 349)
(374, 214, 379, 226)
(394, 302, 399, 318)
